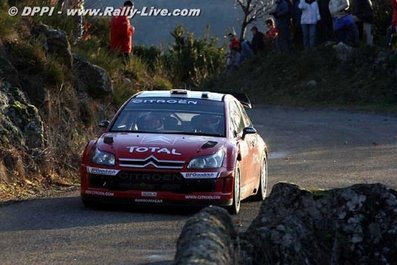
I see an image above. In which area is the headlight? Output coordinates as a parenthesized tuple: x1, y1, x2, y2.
(187, 150, 225, 169)
(90, 148, 116, 166)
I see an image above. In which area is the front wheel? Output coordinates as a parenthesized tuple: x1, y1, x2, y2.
(228, 165, 241, 215)
(254, 155, 268, 201)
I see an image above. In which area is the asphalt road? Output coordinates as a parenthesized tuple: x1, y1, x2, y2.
(1, 107, 397, 265)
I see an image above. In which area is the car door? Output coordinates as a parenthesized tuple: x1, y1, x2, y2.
(228, 100, 255, 196)
(238, 103, 261, 186)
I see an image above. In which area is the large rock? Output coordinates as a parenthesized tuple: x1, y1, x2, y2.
(174, 206, 239, 265)
(31, 24, 73, 68)
(334, 42, 354, 62)
(0, 40, 21, 88)
(240, 182, 397, 265)
(73, 56, 113, 99)
(0, 81, 44, 149)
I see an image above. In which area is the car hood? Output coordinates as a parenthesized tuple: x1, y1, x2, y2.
(96, 133, 227, 161)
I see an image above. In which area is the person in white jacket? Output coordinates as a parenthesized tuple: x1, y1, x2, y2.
(299, 0, 321, 48)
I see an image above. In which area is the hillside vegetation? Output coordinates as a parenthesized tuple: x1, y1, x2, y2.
(204, 46, 397, 111)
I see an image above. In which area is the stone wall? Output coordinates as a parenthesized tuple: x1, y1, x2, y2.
(175, 183, 397, 265)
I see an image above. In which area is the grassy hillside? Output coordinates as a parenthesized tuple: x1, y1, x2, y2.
(203, 46, 397, 112)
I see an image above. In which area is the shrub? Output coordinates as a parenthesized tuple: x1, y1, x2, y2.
(168, 25, 225, 87)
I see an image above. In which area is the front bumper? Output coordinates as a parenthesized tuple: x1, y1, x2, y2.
(80, 165, 235, 207)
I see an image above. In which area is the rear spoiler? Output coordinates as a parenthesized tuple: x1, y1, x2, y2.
(229, 92, 252, 109)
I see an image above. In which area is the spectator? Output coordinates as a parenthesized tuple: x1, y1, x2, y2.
(386, 0, 397, 49)
(110, 1, 135, 62)
(264, 18, 279, 50)
(299, 0, 321, 49)
(269, 0, 292, 52)
(351, 0, 374, 46)
(239, 39, 255, 64)
(291, 0, 303, 49)
(329, 0, 359, 46)
(250, 26, 266, 54)
(227, 33, 241, 52)
(226, 33, 241, 73)
(317, 0, 334, 43)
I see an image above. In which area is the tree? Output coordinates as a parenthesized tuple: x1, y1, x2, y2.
(235, 0, 274, 39)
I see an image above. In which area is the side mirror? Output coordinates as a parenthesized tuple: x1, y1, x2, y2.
(242, 127, 257, 140)
(98, 120, 110, 128)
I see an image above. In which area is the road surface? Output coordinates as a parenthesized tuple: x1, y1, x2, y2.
(1, 107, 396, 265)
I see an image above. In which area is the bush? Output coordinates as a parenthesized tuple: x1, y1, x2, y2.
(168, 25, 225, 87)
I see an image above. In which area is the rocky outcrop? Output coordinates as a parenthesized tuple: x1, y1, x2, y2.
(0, 81, 44, 149)
(31, 24, 73, 68)
(73, 56, 113, 99)
(240, 182, 397, 265)
(175, 183, 397, 265)
(174, 206, 239, 265)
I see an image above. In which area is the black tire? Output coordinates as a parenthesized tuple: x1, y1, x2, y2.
(254, 155, 268, 201)
(228, 165, 241, 215)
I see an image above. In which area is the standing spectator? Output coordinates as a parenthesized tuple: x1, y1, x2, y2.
(110, 1, 135, 62)
(226, 33, 241, 73)
(351, 0, 374, 46)
(386, 0, 397, 49)
(270, 0, 292, 52)
(291, 0, 303, 50)
(329, 0, 359, 46)
(250, 26, 266, 54)
(299, 0, 321, 49)
(317, 0, 334, 43)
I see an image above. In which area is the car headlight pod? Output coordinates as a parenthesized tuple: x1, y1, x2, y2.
(90, 148, 116, 166)
(187, 149, 225, 169)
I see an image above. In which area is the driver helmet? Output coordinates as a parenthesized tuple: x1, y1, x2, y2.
(200, 114, 222, 133)
(142, 113, 164, 131)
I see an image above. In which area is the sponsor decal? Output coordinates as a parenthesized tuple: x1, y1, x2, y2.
(87, 167, 119, 176)
(135, 199, 163, 204)
(85, 190, 114, 197)
(131, 99, 197, 105)
(185, 195, 221, 200)
(118, 172, 183, 182)
(127, 146, 182, 156)
(181, 172, 220, 179)
(141, 191, 157, 197)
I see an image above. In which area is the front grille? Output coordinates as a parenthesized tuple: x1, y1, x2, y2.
(89, 171, 216, 192)
(119, 155, 184, 169)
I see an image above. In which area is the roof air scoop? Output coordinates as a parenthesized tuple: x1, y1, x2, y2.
(201, 141, 218, 149)
(104, 136, 114, 145)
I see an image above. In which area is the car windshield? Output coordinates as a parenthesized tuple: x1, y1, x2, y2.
(110, 97, 226, 137)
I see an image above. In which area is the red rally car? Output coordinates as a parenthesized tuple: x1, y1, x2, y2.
(80, 89, 269, 214)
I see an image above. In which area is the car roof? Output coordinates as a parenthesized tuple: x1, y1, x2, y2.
(134, 90, 226, 102)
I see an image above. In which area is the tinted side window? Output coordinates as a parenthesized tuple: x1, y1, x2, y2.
(229, 100, 245, 136)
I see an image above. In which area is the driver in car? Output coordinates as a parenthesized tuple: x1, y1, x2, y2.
(141, 113, 164, 131)
(198, 114, 222, 134)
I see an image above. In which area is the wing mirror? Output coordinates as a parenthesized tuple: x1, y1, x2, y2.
(242, 127, 257, 140)
(98, 120, 110, 128)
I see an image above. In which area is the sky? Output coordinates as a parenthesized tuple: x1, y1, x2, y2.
(84, 0, 250, 47)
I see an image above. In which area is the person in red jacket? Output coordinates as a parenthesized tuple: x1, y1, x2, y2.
(110, 1, 135, 61)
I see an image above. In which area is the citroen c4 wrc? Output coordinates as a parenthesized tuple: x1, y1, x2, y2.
(80, 89, 268, 214)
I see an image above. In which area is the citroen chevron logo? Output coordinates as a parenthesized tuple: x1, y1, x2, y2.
(119, 155, 185, 169)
